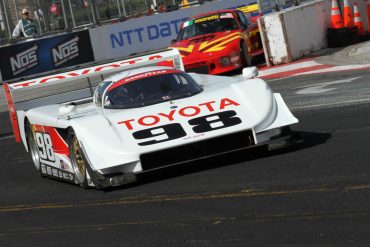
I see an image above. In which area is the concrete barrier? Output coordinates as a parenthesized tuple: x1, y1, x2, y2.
(89, 0, 258, 62)
(259, 0, 370, 66)
(259, 0, 331, 65)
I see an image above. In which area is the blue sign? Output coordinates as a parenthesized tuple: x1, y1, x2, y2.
(110, 18, 188, 49)
(0, 30, 95, 82)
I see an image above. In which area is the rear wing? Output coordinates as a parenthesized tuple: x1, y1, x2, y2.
(237, 3, 259, 14)
(3, 48, 184, 142)
(237, 3, 262, 23)
(6, 48, 183, 90)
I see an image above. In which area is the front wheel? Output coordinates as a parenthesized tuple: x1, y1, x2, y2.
(68, 129, 89, 189)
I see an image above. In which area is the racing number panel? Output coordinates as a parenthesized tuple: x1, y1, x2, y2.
(133, 123, 186, 146)
(35, 132, 56, 163)
(132, 110, 242, 146)
(31, 125, 74, 182)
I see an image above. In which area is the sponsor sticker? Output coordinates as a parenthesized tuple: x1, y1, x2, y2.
(10, 54, 164, 89)
(118, 98, 242, 146)
(10, 44, 39, 76)
(60, 160, 70, 171)
(183, 19, 194, 28)
(40, 164, 74, 182)
(118, 98, 240, 130)
(194, 14, 219, 23)
(108, 69, 179, 91)
(52, 36, 80, 67)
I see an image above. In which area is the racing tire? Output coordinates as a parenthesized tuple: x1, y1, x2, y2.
(240, 42, 252, 68)
(68, 128, 89, 189)
(26, 122, 46, 177)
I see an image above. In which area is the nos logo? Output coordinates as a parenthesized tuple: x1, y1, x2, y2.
(10, 44, 38, 76)
(52, 36, 79, 67)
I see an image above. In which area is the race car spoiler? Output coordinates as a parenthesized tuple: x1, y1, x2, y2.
(3, 48, 184, 142)
(5, 48, 184, 90)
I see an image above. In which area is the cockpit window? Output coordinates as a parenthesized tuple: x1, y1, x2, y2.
(177, 13, 238, 41)
(102, 70, 203, 109)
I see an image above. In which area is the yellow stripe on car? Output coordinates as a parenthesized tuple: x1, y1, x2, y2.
(199, 32, 243, 52)
(175, 45, 195, 53)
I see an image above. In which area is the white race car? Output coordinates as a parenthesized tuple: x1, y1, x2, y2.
(4, 49, 298, 189)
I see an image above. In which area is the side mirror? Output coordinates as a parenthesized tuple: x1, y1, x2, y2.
(242, 67, 258, 79)
(171, 39, 177, 44)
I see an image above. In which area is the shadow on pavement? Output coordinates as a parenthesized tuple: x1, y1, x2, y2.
(103, 131, 331, 192)
(0, 112, 12, 137)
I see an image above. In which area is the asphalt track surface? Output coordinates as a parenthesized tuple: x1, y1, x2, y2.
(1, 69, 370, 246)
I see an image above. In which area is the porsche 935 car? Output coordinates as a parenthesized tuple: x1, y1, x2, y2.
(4, 49, 297, 189)
(170, 9, 264, 74)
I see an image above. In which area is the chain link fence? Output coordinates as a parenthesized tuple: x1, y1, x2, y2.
(0, 0, 304, 44)
(0, 0, 189, 44)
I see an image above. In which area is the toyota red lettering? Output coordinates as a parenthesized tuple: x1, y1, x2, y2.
(11, 55, 164, 89)
(138, 115, 160, 126)
(118, 98, 240, 130)
(179, 106, 201, 117)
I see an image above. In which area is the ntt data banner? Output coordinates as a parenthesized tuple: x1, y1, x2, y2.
(0, 30, 94, 82)
(90, 0, 262, 62)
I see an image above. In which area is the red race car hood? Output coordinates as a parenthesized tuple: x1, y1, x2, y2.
(171, 30, 243, 62)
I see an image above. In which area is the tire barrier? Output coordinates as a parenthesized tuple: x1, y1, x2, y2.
(327, 27, 359, 47)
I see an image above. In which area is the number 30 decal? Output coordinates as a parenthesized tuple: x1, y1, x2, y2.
(35, 132, 55, 162)
(133, 111, 241, 146)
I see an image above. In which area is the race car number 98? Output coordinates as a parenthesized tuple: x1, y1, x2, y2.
(133, 110, 241, 146)
(35, 132, 55, 161)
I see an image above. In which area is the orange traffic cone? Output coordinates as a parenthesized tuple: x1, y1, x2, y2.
(330, 0, 343, 29)
(343, 0, 354, 27)
(353, 2, 365, 35)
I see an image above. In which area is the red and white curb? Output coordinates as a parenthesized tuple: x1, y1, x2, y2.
(257, 59, 370, 79)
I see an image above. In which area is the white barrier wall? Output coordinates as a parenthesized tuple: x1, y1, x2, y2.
(259, 0, 331, 65)
(284, 1, 330, 60)
(89, 0, 257, 62)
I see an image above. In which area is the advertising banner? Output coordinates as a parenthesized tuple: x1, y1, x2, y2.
(89, 0, 261, 62)
(0, 30, 94, 82)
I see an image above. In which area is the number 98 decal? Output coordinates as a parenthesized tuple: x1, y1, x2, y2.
(133, 110, 241, 146)
(35, 132, 55, 162)
(133, 123, 186, 146)
(189, 110, 241, 133)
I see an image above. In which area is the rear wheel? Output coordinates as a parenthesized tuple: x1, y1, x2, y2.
(68, 129, 89, 189)
(240, 42, 252, 68)
(26, 124, 42, 172)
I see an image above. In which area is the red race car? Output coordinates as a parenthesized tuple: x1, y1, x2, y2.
(170, 9, 264, 75)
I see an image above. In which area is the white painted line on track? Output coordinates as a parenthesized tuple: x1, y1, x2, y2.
(257, 59, 370, 79)
(296, 77, 361, 95)
(0, 134, 14, 140)
(296, 64, 370, 76)
(258, 61, 321, 77)
(290, 97, 370, 111)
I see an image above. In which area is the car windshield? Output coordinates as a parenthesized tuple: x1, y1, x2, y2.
(102, 70, 203, 109)
(177, 13, 238, 41)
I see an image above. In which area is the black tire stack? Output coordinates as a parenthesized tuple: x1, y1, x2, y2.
(327, 27, 359, 47)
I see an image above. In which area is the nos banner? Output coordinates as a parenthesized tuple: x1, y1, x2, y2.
(0, 30, 95, 82)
